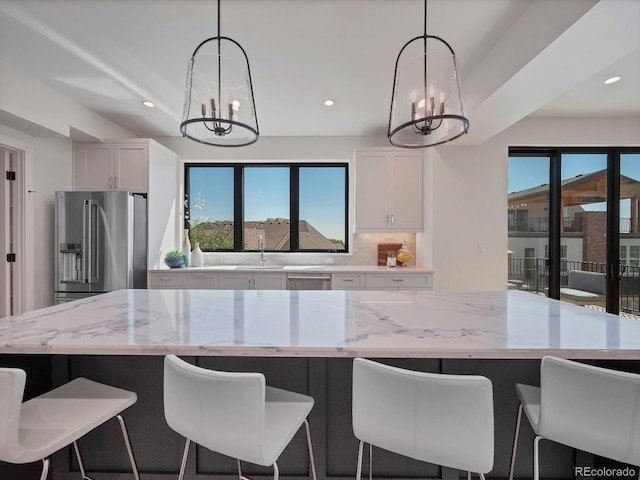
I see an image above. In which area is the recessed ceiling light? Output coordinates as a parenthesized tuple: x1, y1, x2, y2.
(142, 100, 155, 108)
(324, 100, 334, 106)
(604, 76, 621, 85)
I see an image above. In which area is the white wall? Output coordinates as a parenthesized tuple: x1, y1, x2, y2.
(32, 138, 73, 307)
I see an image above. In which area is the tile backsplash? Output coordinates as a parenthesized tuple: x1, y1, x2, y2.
(351, 233, 417, 266)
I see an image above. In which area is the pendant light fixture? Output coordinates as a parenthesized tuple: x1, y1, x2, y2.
(388, 0, 469, 148)
(180, 0, 259, 147)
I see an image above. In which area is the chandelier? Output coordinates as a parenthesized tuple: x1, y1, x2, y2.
(180, 0, 259, 147)
(388, 0, 469, 148)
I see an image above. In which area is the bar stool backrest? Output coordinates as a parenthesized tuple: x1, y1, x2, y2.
(0, 368, 26, 463)
(539, 356, 640, 465)
(352, 358, 494, 474)
(163, 355, 267, 465)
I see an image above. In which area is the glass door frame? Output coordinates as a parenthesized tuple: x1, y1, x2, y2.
(509, 147, 640, 315)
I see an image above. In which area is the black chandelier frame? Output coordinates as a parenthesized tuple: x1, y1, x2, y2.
(388, 0, 470, 149)
(180, 0, 259, 147)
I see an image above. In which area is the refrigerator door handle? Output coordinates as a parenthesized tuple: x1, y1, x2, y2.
(83, 200, 97, 284)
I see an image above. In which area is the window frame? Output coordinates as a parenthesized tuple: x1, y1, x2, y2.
(184, 162, 349, 253)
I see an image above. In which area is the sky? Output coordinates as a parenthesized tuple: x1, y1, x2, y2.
(188, 166, 346, 241)
(509, 153, 640, 217)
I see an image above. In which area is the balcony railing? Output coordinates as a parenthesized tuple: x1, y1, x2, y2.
(508, 217, 635, 233)
(508, 258, 640, 315)
(508, 217, 583, 233)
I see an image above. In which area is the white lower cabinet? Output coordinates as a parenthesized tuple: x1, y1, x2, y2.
(364, 273, 432, 290)
(218, 272, 286, 290)
(149, 270, 432, 291)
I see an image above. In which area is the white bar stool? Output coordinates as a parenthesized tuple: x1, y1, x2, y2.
(352, 358, 494, 480)
(508, 356, 640, 480)
(0, 367, 140, 480)
(163, 354, 317, 480)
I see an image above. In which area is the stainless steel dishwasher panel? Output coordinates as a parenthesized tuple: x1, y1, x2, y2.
(286, 273, 332, 290)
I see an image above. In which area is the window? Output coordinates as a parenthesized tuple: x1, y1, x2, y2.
(544, 244, 567, 259)
(185, 163, 348, 252)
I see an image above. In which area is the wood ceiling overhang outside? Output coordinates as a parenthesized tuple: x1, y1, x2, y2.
(508, 170, 640, 209)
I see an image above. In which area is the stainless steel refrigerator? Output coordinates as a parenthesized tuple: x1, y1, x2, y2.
(54, 191, 147, 304)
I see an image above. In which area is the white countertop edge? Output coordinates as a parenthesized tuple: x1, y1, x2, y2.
(148, 265, 435, 273)
(4, 345, 638, 360)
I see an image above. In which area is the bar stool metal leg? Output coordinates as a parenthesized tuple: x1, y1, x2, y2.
(178, 438, 191, 480)
(116, 414, 140, 480)
(72, 440, 88, 479)
(39, 458, 49, 480)
(355, 440, 364, 480)
(508, 403, 523, 480)
(303, 419, 317, 480)
(533, 436, 543, 480)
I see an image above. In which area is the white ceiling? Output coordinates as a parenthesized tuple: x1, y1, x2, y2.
(0, 0, 638, 145)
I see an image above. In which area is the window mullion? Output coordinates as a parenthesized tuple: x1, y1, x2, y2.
(234, 166, 244, 251)
(290, 166, 300, 251)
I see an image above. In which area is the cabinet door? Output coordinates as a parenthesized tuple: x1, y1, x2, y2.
(355, 150, 423, 231)
(253, 273, 286, 290)
(218, 273, 253, 290)
(387, 151, 423, 229)
(73, 143, 114, 191)
(355, 152, 388, 229)
(113, 143, 149, 192)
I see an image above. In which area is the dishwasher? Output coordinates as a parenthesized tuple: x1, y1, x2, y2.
(286, 272, 332, 290)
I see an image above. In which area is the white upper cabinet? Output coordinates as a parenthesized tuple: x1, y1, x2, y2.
(355, 149, 423, 231)
(74, 141, 149, 192)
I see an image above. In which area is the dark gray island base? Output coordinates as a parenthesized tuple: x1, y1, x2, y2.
(2, 355, 638, 480)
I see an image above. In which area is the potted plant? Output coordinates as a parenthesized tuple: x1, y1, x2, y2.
(386, 250, 397, 267)
(165, 250, 187, 269)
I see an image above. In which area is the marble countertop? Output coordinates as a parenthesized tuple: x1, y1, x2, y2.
(2, 289, 640, 359)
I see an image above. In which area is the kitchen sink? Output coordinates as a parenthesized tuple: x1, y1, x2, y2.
(234, 265, 285, 270)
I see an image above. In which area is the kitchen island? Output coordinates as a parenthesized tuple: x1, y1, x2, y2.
(1, 289, 638, 480)
(2, 288, 640, 358)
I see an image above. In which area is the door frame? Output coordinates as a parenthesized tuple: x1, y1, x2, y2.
(510, 147, 640, 315)
(0, 144, 26, 317)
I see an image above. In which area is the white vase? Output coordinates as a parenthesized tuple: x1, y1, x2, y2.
(181, 229, 191, 266)
(191, 242, 204, 267)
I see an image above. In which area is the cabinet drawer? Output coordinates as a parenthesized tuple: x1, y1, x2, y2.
(332, 274, 365, 290)
(148, 272, 181, 288)
(365, 273, 432, 289)
(182, 273, 219, 289)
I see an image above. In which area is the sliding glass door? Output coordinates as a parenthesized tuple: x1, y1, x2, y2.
(560, 153, 608, 308)
(509, 147, 640, 316)
(619, 152, 640, 316)
(507, 154, 550, 294)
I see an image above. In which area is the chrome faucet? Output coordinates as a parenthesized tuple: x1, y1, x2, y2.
(258, 234, 265, 265)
